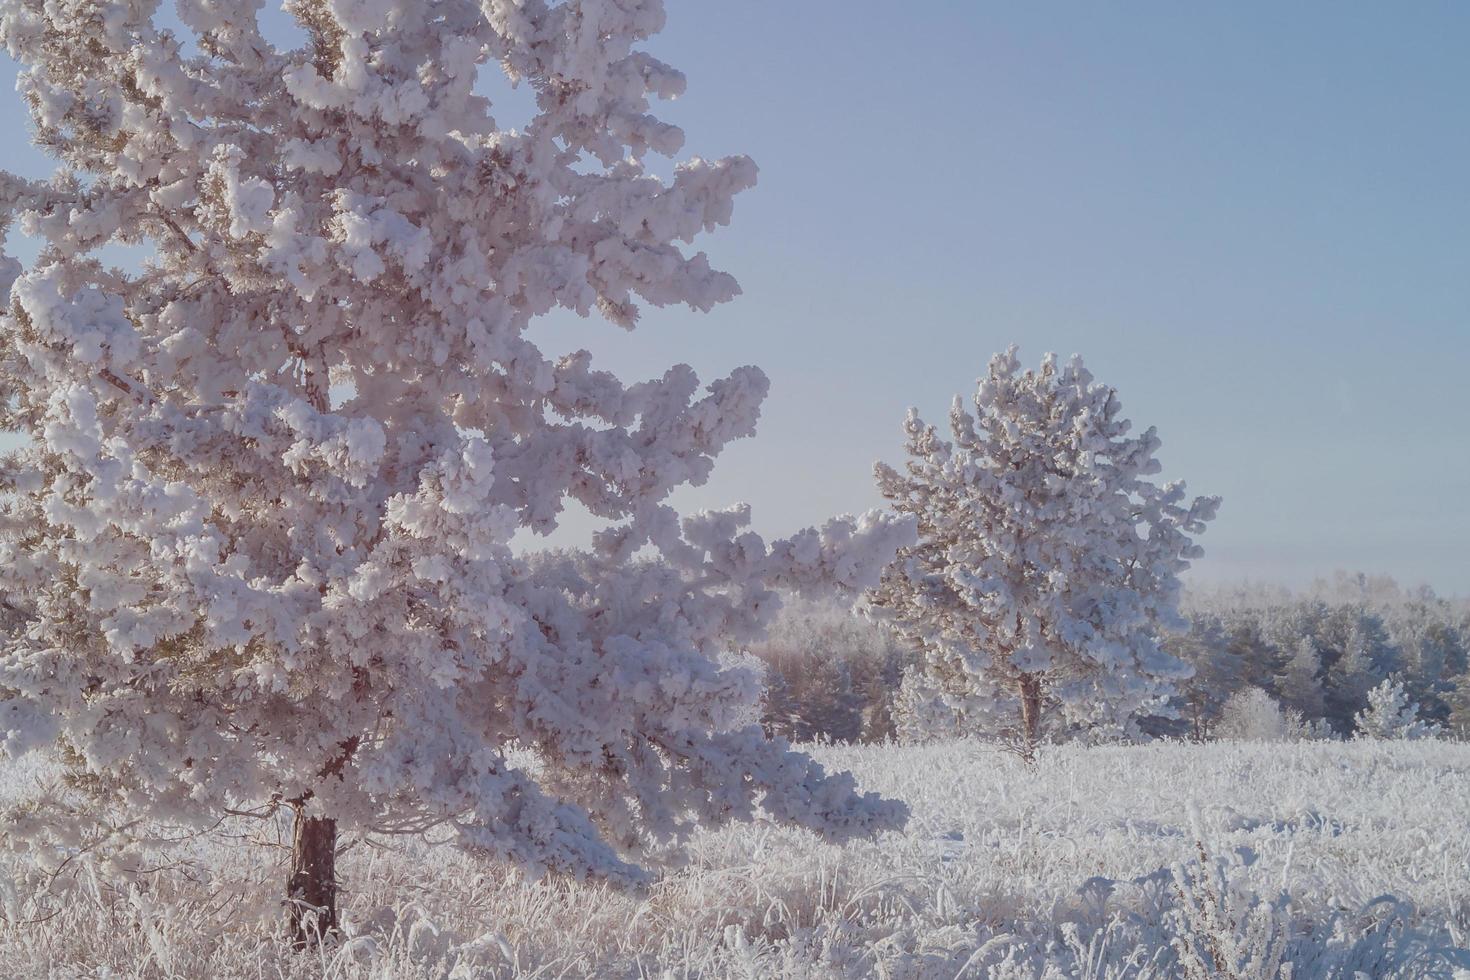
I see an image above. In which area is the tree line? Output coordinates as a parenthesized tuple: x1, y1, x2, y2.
(748, 573, 1469, 746)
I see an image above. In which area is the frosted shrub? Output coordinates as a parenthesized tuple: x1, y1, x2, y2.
(1216, 688, 1295, 742)
(1355, 679, 1441, 740)
(1287, 714, 1339, 742)
(1169, 843, 1290, 979)
(1165, 833, 1455, 980)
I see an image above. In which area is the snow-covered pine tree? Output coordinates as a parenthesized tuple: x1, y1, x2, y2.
(1445, 671, 1470, 739)
(0, 0, 914, 942)
(1223, 609, 1285, 695)
(867, 348, 1219, 757)
(1354, 678, 1439, 740)
(1277, 636, 1326, 720)
(1168, 612, 1244, 741)
(1324, 623, 1381, 732)
(1387, 612, 1465, 726)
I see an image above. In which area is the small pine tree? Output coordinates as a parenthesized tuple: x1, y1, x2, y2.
(1224, 613, 1286, 695)
(1444, 672, 1470, 740)
(1324, 625, 1379, 732)
(1168, 613, 1245, 741)
(1278, 636, 1326, 720)
(1388, 615, 1465, 726)
(1354, 679, 1439, 740)
(868, 349, 1219, 757)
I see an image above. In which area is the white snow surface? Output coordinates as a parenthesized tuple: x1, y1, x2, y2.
(1, 738, 1467, 977)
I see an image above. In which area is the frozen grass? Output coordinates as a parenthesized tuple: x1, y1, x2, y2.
(2, 739, 1468, 978)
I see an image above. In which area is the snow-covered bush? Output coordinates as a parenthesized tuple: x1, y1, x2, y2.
(1289, 714, 1339, 742)
(1354, 679, 1440, 741)
(867, 348, 1219, 755)
(1168, 840, 1291, 979)
(0, 0, 915, 939)
(1216, 688, 1296, 742)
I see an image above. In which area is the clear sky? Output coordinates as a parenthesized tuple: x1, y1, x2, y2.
(2, 3, 1467, 594)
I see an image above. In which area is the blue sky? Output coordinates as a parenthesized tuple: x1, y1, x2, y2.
(3, 3, 1468, 594)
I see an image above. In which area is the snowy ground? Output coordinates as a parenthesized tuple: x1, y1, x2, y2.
(1, 739, 1468, 978)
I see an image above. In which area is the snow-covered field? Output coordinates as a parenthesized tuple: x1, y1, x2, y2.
(2, 739, 1468, 978)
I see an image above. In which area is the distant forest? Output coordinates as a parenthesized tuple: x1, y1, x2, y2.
(748, 572, 1470, 745)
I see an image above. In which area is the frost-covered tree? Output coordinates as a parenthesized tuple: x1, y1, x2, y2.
(1445, 672, 1470, 740)
(867, 349, 1219, 756)
(0, 0, 914, 941)
(1167, 612, 1244, 741)
(1223, 610, 1285, 695)
(1386, 612, 1465, 726)
(1354, 679, 1439, 740)
(1323, 623, 1381, 732)
(1277, 636, 1326, 720)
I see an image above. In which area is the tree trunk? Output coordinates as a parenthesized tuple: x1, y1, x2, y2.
(1018, 673, 1043, 761)
(288, 810, 339, 948)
